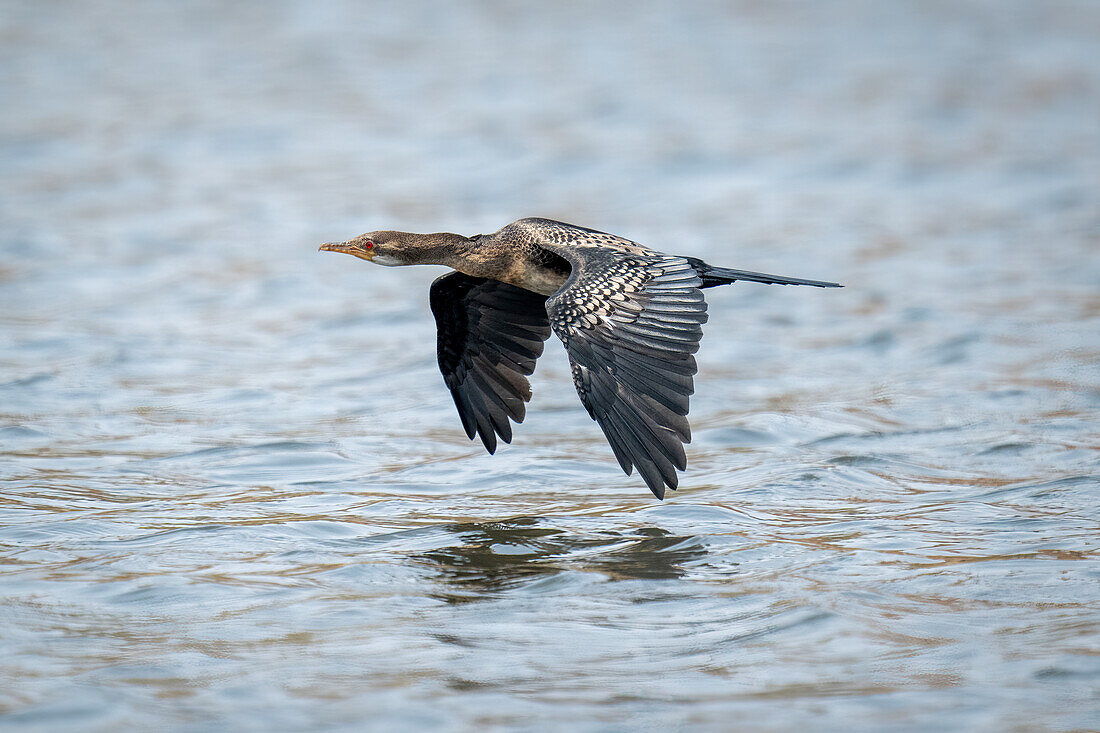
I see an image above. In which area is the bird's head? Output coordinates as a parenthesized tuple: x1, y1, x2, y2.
(319, 230, 472, 267)
(318, 231, 413, 267)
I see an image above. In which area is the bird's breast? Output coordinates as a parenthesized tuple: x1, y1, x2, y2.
(456, 239, 570, 296)
(507, 265, 569, 296)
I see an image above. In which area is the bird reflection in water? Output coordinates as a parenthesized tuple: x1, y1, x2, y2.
(416, 517, 709, 604)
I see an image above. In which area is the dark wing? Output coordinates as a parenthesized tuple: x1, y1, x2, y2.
(543, 249, 708, 499)
(429, 272, 552, 453)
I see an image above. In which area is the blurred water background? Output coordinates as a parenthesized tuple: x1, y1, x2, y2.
(2, 1, 1099, 730)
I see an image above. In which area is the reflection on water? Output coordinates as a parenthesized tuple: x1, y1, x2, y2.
(419, 518, 707, 603)
(3, 0, 1100, 730)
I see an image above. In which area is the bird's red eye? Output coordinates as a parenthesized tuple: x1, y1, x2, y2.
(364, 241, 374, 250)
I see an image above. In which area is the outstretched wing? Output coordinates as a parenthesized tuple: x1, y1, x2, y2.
(542, 247, 708, 499)
(429, 272, 552, 453)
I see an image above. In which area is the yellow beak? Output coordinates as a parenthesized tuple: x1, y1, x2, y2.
(319, 242, 373, 261)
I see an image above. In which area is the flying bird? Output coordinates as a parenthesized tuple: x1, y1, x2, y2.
(320, 218, 840, 499)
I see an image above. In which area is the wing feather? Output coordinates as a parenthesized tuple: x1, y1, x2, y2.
(539, 239, 708, 499)
(430, 272, 552, 453)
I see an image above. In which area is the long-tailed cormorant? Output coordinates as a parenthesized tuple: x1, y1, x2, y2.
(320, 217, 840, 499)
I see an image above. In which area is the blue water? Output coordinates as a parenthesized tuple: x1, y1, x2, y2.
(2, 1, 1099, 730)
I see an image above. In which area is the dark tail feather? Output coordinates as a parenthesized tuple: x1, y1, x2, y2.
(687, 259, 842, 289)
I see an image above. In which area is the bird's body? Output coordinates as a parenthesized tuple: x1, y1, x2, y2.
(321, 218, 840, 499)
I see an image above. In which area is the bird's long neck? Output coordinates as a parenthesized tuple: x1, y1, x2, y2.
(400, 232, 565, 294)
(437, 233, 523, 284)
(399, 232, 474, 268)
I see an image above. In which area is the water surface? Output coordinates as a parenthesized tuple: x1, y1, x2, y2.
(2, 1, 1099, 730)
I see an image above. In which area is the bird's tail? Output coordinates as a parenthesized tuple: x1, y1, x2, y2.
(687, 258, 842, 289)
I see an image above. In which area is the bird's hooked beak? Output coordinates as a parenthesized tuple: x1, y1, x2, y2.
(319, 240, 373, 261)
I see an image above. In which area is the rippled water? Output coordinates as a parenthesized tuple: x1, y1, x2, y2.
(2, 1, 1099, 730)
